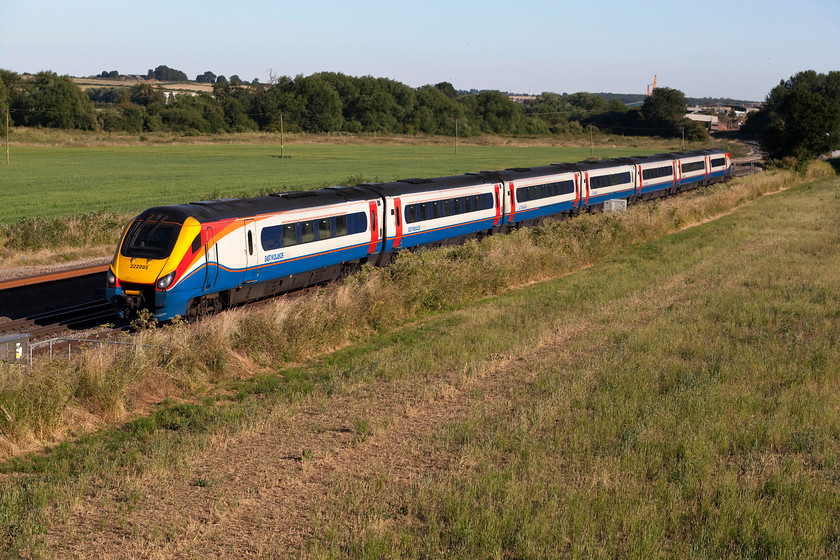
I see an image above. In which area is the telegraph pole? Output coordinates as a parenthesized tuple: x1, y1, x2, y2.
(5, 108, 9, 166)
(280, 111, 284, 159)
(455, 118, 458, 156)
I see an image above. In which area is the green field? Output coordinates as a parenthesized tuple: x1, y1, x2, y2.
(0, 142, 676, 223)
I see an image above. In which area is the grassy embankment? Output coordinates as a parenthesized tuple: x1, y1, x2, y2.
(0, 160, 836, 556)
(0, 131, 735, 267)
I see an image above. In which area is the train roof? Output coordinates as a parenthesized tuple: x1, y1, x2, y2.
(360, 173, 493, 197)
(134, 186, 378, 224)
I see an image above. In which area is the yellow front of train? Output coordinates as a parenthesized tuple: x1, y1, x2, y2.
(106, 208, 202, 321)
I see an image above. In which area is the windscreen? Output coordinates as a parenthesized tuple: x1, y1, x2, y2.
(120, 213, 182, 260)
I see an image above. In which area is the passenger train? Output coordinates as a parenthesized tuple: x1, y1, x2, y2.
(106, 149, 732, 321)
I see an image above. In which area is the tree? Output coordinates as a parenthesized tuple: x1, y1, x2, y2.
(0, 74, 7, 113)
(434, 82, 458, 99)
(641, 87, 687, 133)
(19, 72, 96, 130)
(196, 71, 217, 84)
(294, 74, 343, 132)
(752, 70, 840, 161)
(129, 83, 166, 114)
(147, 65, 188, 82)
(463, 90, 524, 134)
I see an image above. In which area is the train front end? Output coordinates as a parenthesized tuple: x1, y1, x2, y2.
(106, 208, 201, 321)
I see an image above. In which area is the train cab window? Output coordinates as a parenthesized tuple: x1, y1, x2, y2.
(121, 214, 182, 260)
(318, 218, 332, 240)
(335, 215, 348, 236)
(301, 220, 316, 244)
(283, 224, 298, 247)
(191, 234, 201, 254)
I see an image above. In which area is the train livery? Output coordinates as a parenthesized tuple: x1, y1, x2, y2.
(106, 149, 731, 321)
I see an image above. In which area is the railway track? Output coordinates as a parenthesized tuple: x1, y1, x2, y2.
(0, 300, 120, 339)
(0, 262, 119, 341)
(0, 263, 108, 291)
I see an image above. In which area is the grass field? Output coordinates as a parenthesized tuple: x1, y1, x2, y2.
(1, 164, 837, 557)
(0, 139, 696, 223)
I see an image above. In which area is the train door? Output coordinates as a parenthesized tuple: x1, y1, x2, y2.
(367, 201, 382, 254)
(392, 197, 403, 249)
(243, 218, 260, 284)
(204, 226, 218, 292)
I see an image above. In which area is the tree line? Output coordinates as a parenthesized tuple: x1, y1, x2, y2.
(0, 68, 710, 141)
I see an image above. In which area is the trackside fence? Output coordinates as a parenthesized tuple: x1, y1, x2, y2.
(28, 337, 166, 364)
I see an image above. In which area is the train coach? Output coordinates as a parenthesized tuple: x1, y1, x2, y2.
(106, 149, 730, 321)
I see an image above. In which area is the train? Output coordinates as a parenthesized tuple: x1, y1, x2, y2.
(106, 148, 732, 321)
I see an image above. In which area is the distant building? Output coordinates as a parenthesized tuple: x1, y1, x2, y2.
(509, 95, 537, 104)
(685, 113, 719, 130)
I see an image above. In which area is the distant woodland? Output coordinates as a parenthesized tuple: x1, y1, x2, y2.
(0, 66, 709, 141)
(2, 65, 839, 161)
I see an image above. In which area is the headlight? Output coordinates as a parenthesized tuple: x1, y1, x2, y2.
(107, 270, 117, 288)
(156, 271, 177, 291)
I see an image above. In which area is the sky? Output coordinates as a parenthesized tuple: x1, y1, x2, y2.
(1, 0, 838, 102)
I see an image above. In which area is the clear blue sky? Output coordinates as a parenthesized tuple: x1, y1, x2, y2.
(2, 0, 838, 101)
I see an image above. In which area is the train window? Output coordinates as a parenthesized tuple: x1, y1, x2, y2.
(260, 226, 283, 251)
(711, 157, 726, 168)
(301, 220, 316, 243)
(418, 203, 429, 221)
(591, 172, 631, 189)
(318, 218, 332, 240)
(334, 215, 347, 236)
(453, 198, 462, 215)
(442, 199, 452, 217)
(191, 233, 201, 253)
(347, 212, 367, 234)
(483, 193, 493, 209)
(405, 205, 417, 224)
(431, 201, 441, 219)
(247, 230, 254, 255)
(283, 224, 298, 247)
(121, 214, 182, 260)
(681, 161, 705, 173)
(464, 196, 473, 212)
(561, 180, 574, 195)
(642, 166, 673, 181)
